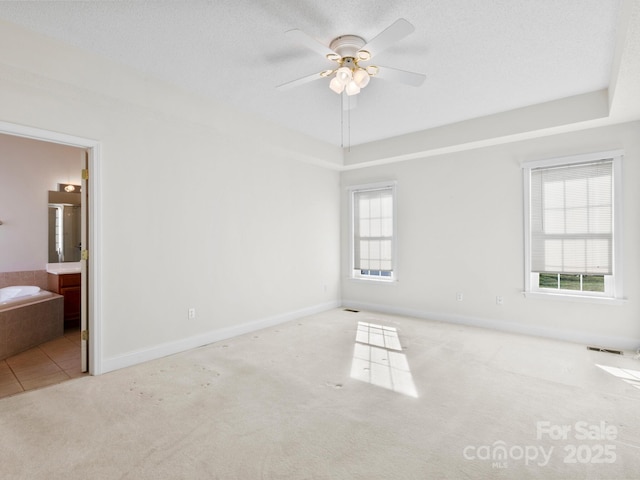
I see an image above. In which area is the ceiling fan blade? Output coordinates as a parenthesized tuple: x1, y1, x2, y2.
(360, 18, 414, 59)
(374, 65, 426, 87)
(276, 72, 324, 91)
(285, 29, 338, 59)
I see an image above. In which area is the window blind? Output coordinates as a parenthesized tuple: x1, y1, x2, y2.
(353, 187, 393, 274)
(530, 160, 613, 275)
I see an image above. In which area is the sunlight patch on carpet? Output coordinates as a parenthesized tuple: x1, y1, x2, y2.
(350, 321, 418, 398)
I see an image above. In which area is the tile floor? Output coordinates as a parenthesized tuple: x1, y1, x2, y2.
(0, 328, 86, 399)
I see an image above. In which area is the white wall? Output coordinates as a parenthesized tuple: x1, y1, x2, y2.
(0, 134, 84, 272)
(341, 121, 640, 350)
(0, 21, 341, 371)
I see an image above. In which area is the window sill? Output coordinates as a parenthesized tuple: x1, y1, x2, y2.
(523, 291, 627, 306)
(349, 276, 398, 285)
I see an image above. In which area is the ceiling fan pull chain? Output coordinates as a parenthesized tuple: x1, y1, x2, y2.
(340, 94, 344, 148)
(348, 96, 352, 151)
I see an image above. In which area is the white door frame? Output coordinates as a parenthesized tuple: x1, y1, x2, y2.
(0, 121, 103, 375)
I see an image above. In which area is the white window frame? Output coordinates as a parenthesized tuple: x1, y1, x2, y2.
(348, 181, 397, 283)
(522, 150, 625, 304)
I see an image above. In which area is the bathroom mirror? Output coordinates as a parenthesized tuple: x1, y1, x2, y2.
(48, 191, 81, 263)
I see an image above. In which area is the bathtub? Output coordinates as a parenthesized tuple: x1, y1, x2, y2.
(0, 286, 57, 311)
(0, 286, 64, 360)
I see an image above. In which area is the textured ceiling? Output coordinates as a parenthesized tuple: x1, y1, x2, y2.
(0, 0, 623, 147)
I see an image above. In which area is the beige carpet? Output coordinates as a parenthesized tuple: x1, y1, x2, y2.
(1, 309, 639, 479)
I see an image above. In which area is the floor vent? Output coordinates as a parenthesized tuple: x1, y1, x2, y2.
(343, 308, 360, 313)
(587, 346, 624, 355)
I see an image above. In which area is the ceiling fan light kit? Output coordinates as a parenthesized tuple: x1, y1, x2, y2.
(328, 58, 371, 96)
(322, 35, 375, 96)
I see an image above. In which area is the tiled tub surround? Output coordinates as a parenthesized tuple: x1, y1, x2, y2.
(0, 292, 64, 361)
(0, 270, 49, 290)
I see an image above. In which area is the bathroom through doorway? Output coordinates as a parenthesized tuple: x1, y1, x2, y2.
(0, 121, 102, 376)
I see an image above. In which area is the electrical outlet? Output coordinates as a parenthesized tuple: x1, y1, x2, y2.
(188, 307, 196, 319)
(456, 292, 464, 301)
(496, 296, 504, 305)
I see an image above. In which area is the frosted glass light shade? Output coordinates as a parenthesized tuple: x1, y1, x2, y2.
(336, 67, 352, 83)
(353, 68, 370, 88)
(345, 80, 361, 96)
(330, 76, 345, 94)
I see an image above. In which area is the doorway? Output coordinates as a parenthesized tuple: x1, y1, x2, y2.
(0, 121, 102, 376)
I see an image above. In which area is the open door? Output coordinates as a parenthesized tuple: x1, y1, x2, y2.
(80, 152, 89, 372)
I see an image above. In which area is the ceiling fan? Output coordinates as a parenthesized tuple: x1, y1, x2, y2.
(276, 18, 426, 98)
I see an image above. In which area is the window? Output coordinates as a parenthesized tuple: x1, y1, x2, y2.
(350, 182, 396, 281)
(523, 151, 623, 301)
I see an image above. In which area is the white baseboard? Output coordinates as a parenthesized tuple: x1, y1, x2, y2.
(341, 299, 640, 352)
(101, 300, 340, 374)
